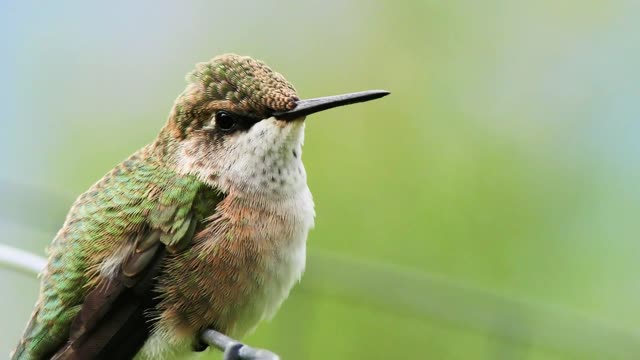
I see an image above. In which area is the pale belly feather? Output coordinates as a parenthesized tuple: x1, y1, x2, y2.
(136, 188, 314, 360)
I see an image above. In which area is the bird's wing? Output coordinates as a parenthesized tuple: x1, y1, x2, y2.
(12, 152, 222, 360)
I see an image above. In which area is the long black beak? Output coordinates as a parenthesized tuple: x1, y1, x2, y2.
(273, 90, 390, 121)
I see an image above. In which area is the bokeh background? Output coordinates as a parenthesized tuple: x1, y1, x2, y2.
(1, 1, 639, 359)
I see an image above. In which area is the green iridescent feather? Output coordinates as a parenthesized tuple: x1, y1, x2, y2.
(12, 147, 222, 360)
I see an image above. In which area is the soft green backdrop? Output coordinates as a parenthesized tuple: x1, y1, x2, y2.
(1, 1, 639, 359)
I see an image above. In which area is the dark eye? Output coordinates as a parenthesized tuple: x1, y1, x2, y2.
(215, 111, 237, 132)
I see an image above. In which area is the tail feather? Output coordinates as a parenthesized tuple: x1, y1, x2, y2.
(12, 303, 80, 360)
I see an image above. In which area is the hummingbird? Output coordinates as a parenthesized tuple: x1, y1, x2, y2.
(12, 54, 389, 360)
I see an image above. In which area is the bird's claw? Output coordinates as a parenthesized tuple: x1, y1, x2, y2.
(201, 329, 280, 360)
(223, 343, 244, 360)
(223, 342, 281, 360)
(191, 338, 209, 352)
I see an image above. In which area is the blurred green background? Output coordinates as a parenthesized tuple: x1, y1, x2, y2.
(1, 0, 639, 359)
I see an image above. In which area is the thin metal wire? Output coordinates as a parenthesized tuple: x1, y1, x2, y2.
(201, 329, 280, 360)
(0, 244, 46, 275)
(0, 243, 278, 360)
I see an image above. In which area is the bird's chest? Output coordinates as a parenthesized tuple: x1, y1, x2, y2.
(169, 188, 314, 337)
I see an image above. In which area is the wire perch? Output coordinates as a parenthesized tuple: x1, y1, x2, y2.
(0, 244, 279, 360)
(202, 329, 280, 360)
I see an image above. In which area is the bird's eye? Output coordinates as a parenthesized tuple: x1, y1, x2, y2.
(215, 111, 237, 132)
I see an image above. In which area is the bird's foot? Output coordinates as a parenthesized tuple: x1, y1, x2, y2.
(191, 338, 209, 352)
(200, 329, 280, 360)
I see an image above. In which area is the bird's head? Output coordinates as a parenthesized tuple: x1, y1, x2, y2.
(158, 54, 388, 197)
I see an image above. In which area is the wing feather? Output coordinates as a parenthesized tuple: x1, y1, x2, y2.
(12, 151, 222, 360)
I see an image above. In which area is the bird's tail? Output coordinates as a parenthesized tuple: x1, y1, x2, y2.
(12, 303, 42, 360)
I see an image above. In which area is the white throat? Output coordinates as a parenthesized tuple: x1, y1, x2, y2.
(176, 117, 308, 200)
